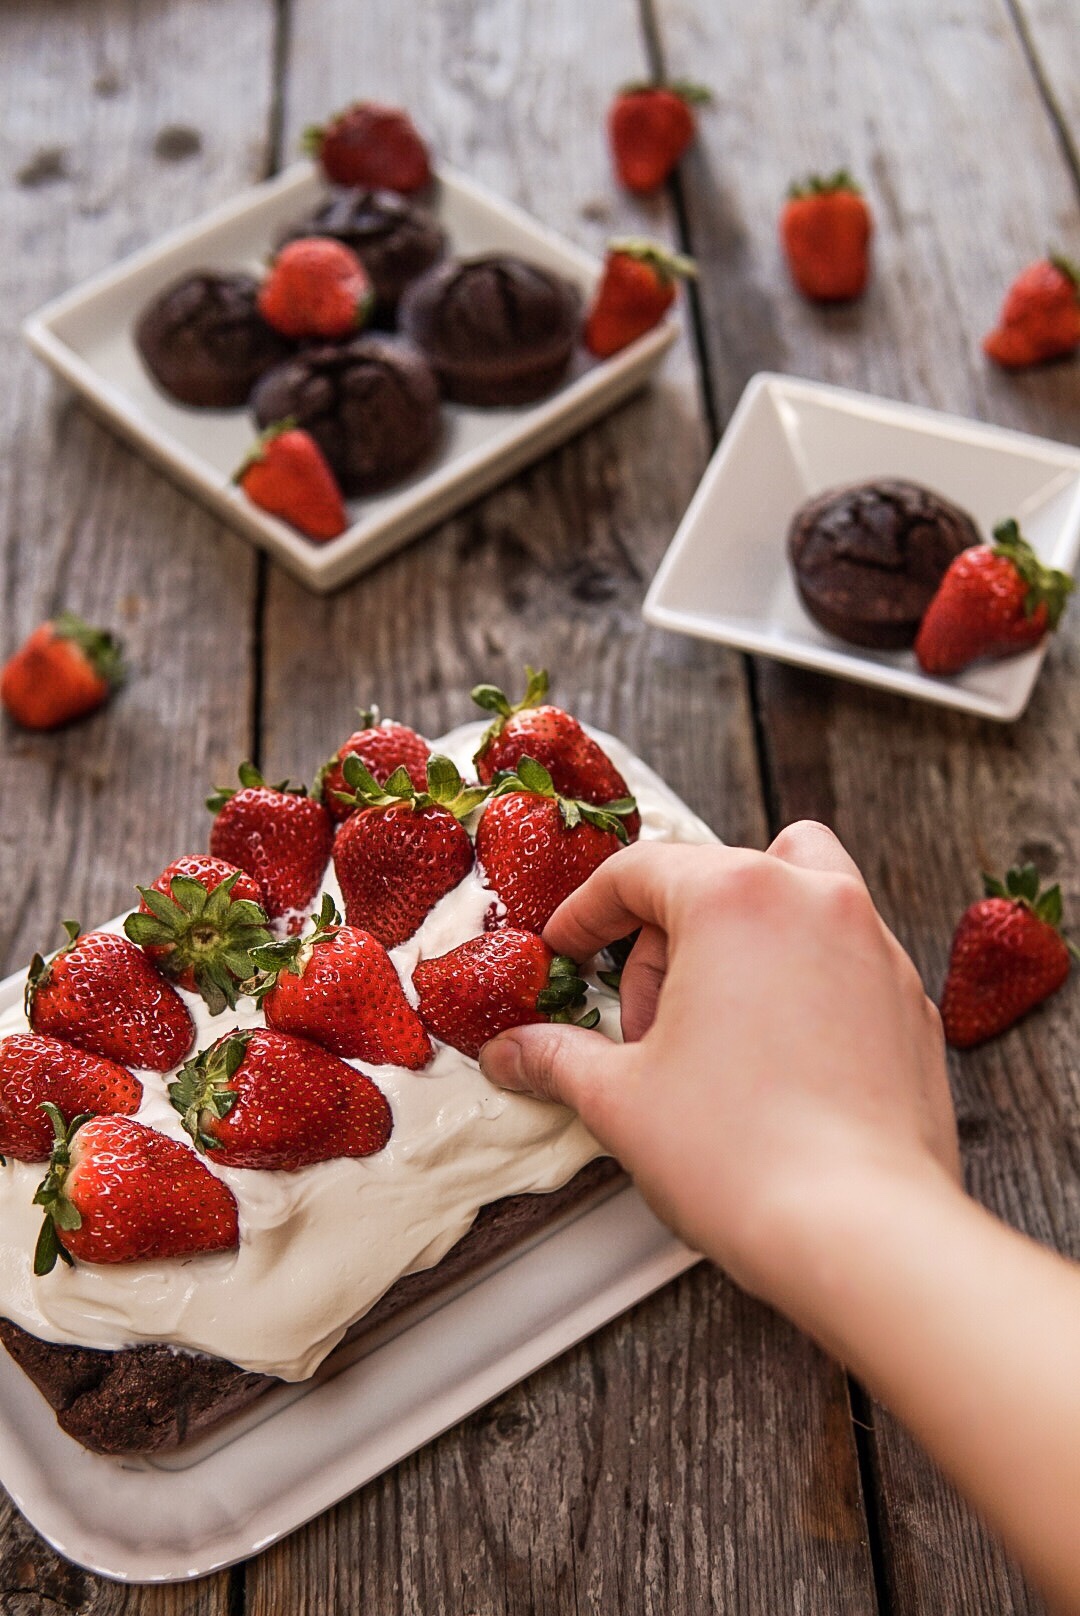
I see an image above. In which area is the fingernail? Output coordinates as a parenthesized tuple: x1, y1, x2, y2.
(479, 1033, 525, 1089)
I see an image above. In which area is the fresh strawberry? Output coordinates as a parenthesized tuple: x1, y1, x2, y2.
(208, 764, 334, 928)
(169, 1027, 392, 1171)
(235, 423, 349, 542)
(583, 239, 696, 359)
(472, 666, 640, 839)
(915, 520, 1073, 676)
(26, 924, 194, 1074)
(1, 612, 124, 731)
(0, 1035, 141, 1164)
(251, 894, 432, 1069)
(123, 855, 272, 1015)
(333, 755, 486, 948)
(32, 1109, 239, 1274)
(304, 102, 432, 193)
(941, 864, 1074, 1048)
(257, 237, 373, 341)
(413, 929, 597, 1061)
(608, 79, 710, 193)
(315, 708, 432, 824)
(984, 255, 1080, 368)
(780, 171, 872, 302)
(475, 757, 634, 935)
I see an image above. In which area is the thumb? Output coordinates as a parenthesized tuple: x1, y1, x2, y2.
(479, 1021, 629, 1141)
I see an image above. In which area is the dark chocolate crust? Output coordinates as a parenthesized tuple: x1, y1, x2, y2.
(250, 335, 441, 495)
(398, 254, 581, 406)
(281, 189, 446, 322)
(788, 479, 980, 649)
(134, 272, 292, 408)
(1, 1157, 622, 1456)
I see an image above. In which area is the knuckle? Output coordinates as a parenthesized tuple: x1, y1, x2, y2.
(770, 818, 834, 860)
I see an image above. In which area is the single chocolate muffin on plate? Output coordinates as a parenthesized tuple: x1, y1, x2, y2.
(250, 335, 441, 496)
(135, 272, 292, 408)
(280, 189, 446, 323)
(788, 479, 980, 649)
(399, 254, 581, 406)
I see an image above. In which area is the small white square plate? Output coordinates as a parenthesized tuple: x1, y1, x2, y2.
(642, 373, 1080, 721)
(24, 162, 676, 594)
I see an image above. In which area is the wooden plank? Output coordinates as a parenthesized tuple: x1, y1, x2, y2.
(1008, 0, 1080, 191)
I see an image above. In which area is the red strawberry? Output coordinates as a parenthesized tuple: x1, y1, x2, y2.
(583, 239, 696, 359)
(235, 424, 349, 542)
(208, 764, 334, 928)
(941, 864, 1074, 1048)
(413, 929, 597, 1061)
(475, 757, 634, 936)
(26, 924, 195, 1074)
(315, 708, 432, 824)
(984, 255, 1080, 368)
(304, 102, 432, 194)
(608, 80, 710, 193)
(1, 612, 124, 731)
(0, 1035, 141, 1163)
(123, 855, 272, 1015)
(257, 237, 373, 341)
(32, 1110, 239, 1274)
(169, 1027, 392, 1171)
(333, 755, 486, 948)
(780, 171, 872, 302)
(252, 894, 432, 1069)
(472, 666, 640, 839)
(915, 520, 1073, 676)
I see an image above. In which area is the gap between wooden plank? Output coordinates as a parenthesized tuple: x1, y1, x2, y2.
(1002, 0, 1080, 199)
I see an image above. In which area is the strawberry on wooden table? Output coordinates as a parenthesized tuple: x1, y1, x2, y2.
(0, 1035, 142, 1164)
(235, 423, 348, 542)
(26, 924, 194, 1074)
(169, 1027, 393, 1171)
(32, 1109, 239, 1275)
(315, 708, 432, 824)
(914, 519, 1073, 676)
(257, 237, 373, 341)
(583, 239, 696, 359)
(414, 929, 597, 1061)
(476, 757, 635, 936)
(941, 864, 1075, 1048)
(252, 894, 432, 1070)
(1, 612, 124, 731)
(123, 855, 272, 1016)
(607, 79, 710, 193)
(304, 101, 432, 194)
(780, 171, 873, 302)
(208, 763, 334, 928)
(333, 754, 487, 948)
(983, 254, 1080, 368)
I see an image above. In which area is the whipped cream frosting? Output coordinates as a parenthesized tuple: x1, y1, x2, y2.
(0, 723, 715, 1380)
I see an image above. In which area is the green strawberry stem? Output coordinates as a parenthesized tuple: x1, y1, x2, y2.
(52, 613, 126, 689)
(232, 418, 301, 483)
(336, 752, 488, 820)
(616, 78, 712, 104)
(991, 520, 1074, 628)
(488, 756, 637, 844)
(471, 666, 549, 760)
(32, 1105, 92, 1276)
(607, 238, 698, 282)
(248, 892, 341, 997)
(168, 1034, 249, 1153)
(1047, 251, 1080, 296)
(124, 870, 273, 1016)
(207, 762, 304, 814)
(787, 169, 862, 199)
(24, 920, 81, 1022)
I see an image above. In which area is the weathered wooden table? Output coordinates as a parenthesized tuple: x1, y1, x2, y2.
(2, 2, 1078, 1610)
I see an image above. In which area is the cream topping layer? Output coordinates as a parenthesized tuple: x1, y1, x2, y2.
(0, 723, 715, 1380)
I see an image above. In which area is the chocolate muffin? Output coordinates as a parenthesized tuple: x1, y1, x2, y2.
(250, 335, 441, 496)
(788, 479, 980, 649)
(135, 272, 292, 408)
(399, 254, 581, 406)
(280, 189, 446, 322)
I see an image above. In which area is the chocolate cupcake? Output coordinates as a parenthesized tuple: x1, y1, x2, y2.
(135, 272, 291, 408)
(399, 254, 581, 406)
(250, 335, 441, 496)
(788, 479, 980, 650)
(280, 189, 446, 322)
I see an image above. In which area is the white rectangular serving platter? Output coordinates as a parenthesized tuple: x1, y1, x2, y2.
(23, 161, 676, 593)
(643, 373, 1080, 721)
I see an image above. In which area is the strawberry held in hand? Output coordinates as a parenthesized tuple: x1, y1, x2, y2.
(304, 101, 432, 194)
(0, 1035, 141, 1164)
(780, 171, 872, 302)
(914, 520, 1073, 676)
(941, 864, 1074, 1048)
(124, 855, 272, 1016)
(983, 254, 1080, 369)
(608, 79, 710, 193)
(1, 612, 124, 731)
(169, 1027, 393, 1171)
(235, 423, 348, 542)
(33, 1110, 239, 1274)
(583, 239, 696, 358)
(315, 709, 432, 824)
(209, 763, 334, 926)
(414, 929, 597, 1061)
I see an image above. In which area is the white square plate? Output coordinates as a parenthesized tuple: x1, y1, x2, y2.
(24, 162, 676, 594)
(642, 373, 1080, 721)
